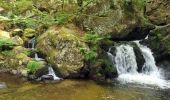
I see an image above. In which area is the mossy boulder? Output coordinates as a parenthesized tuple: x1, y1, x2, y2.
(22, 28, 36, 42)
(75, 0, 151, 40)
(146, 0, 170, 25)
(36, 26, 89, 78)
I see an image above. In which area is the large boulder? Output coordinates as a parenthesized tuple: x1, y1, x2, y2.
(36, 26, 89, 78)
(75, 0, 152, 40)
(146, 0, 170, 25)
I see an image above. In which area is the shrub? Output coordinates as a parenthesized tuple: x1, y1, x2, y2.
(81, 32, 110, 61)
(27, 60, 42, 74)
(0, 38, 15, 50)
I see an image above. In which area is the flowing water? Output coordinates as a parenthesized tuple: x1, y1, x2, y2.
(107, 42, 170, 89)
(47, 65, 61, 80)
(0, 73, 169, 100)
(27, 37, 61, 80)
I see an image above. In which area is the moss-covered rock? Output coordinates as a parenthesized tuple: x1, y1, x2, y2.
(11, 36, 24, 46)
(33, 0, 78, 13)
(75, 0, 150, 40)
(22, 28, 36, 42)
(36, 26, 89, 78)
(0, 46, 32, 76)
(146, 0, 170, 25)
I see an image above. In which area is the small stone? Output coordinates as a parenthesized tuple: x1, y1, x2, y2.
(0, 7, 5, 13)
(0, 30, 10, 38)
(11, 70, 18, 75)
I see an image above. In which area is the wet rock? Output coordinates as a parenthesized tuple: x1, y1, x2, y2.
(142, 24, 170, 62)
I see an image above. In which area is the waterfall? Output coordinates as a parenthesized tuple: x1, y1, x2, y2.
(48, 65, 61, 80)
(27, 38, 61, 81)
(34, 53, 44, 61)
(28, 37, 35, 49)
(115, 45, 138, 74)
(134, 41, 161, 77)
(107, 43, 170, 89)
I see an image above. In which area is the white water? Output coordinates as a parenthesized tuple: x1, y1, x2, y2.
(48, 65, 61, 80)
(28, 37, 35, 49)
(34, 53, 44, 61)
(115, 45, 138, 74)
(108, 43, 170, 89)
(27, 38, 61, 81)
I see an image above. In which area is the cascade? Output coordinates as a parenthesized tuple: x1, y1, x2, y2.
(107, 42, 170, 89)
(34, 53, 44, 61)
(27, 38, 61, 81)
(47, 65, 61, 80)
(28, 37, 35, 49)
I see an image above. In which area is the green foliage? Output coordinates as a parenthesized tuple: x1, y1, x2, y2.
(0, 51, 13, 56)
(1, 9, 71, 29)
(27, 60, 42, 74)
(134, 0, 147, 9)
(55, 13, 70, 25)
(81, 32, 110, 61)
(0, 38, 15, 50)
(84, 32, 104, 45)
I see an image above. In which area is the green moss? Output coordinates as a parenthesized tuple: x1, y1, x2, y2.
(0, 0, 33, 15)
(0, 51, 14, 57)
(27, 60, 43, 74)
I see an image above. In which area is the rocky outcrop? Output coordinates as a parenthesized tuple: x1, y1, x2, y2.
(146, 0, 170, 25)
(75, 0, 151, 40)
(36, 25, 89, 78)
(33, 0, 78, 13)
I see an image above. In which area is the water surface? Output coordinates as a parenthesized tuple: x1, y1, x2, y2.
(0, 73, 169, 100)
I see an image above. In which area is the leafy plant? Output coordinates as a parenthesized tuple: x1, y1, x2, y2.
(27, 60, 42, 74)
(0, 38, 15, 51)
(81, 32, 110, 61)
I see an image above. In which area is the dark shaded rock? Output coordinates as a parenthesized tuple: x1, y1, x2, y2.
(41, 75, 53, 80)
(132, 43, 145, 72)
(89, 49, 118, 81)
(34, 66, 48, 78)
(157, 60, 170, 80)
(142, 24, 170, 62)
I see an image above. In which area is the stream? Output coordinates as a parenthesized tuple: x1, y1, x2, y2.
(0, 73, 170, 100)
